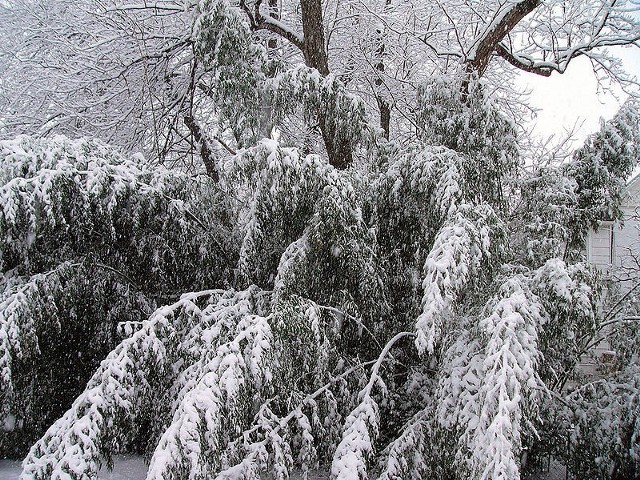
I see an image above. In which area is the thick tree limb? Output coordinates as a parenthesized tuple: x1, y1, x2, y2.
(465, 0, 542, 77)
(496, 44, 552, 77)
(239, 0, 304, 50)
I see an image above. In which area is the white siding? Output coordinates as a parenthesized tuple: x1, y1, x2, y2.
(613, 177, 640, 292)
(580, 176, 640, 375)
(587, 222, 614, 268)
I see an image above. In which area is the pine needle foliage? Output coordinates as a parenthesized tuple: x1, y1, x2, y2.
(3, 3, 640, 479)
(0, 135, 233, 458)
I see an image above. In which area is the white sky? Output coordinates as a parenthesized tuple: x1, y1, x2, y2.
(518, 46, 640, 146)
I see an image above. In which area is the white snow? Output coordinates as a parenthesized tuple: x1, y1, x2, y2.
(0, 456, 148, 480)
(0, 458, 330, 480)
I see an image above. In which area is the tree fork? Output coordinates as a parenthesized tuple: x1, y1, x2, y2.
(243, 0, 355, 169)
(462, 0, 541, 97)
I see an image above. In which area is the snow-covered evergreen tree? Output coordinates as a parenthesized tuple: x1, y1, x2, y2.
(1, 2, 639, 480)
(0, 135, 232, 458)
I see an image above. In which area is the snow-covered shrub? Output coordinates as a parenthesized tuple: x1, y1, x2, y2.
(0, 135, 233, 457)
(435, 275, 544, 479)
(415, 78, 520, 208)
(11, 81, 637, 480)
(0, 135, 233, 290)
(539, 364, 640, 479)
(565, 100, 640, 252)
(0, 262, 154, 457)
(512, 168, 577, 265)
(194, 0, 274, 147)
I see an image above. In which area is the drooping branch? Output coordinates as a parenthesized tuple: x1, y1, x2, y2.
(498, 33, 640, 77)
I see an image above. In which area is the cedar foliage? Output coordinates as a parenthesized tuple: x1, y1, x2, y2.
(1, 2, 639, 479)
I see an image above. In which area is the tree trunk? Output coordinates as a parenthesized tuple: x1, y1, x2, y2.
(267, 0, 279, 50)
(184, 115, 218, 181)
(375, 1, 391, 139)
(377, 97, 391, 139)
(300, 0, 353, 169)
(300, 0, 329, 76)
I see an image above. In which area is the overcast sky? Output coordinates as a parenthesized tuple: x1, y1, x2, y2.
(519, 46, 640, 146)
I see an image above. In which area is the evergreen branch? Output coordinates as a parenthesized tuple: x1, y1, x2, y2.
(362, 331, 415, 399)
(92, 262, 141, 291)
(215, 359, 378, 478)
(331, 331, 415, 479)
(311, 302, 385, 354)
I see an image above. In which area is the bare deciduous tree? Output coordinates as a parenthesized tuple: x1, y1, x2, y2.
(0, 0, 638, 171)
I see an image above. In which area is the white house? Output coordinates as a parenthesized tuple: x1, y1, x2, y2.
(583, 174, 640, 373)
(586, 173, 640, 291)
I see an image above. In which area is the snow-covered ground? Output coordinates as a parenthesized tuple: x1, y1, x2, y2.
(0, 456, 330, 480)
(0, 461, 20, 480)
(0, 456, 148, 480)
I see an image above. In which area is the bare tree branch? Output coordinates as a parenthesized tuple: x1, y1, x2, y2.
(465, 0, 542, 77)
(496, 43, 552, 76)
(239, 0, 304, 50)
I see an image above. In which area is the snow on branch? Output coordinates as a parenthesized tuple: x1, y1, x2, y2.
(194, 0, 263, 69)
(415, 204, 494, 355)
(146, 311, 273, 479)
(437, 276, 545, 480)
(20, 288, 275, 480)
(387, 145, 463, 222)
(227, 138, 382, 312)
(193, 0, 271, 146)
(531, 259, 602, 388)
(376, 407, 436, 480)
(331, 331, 414, 480)
(238, 0, 304, 49)
(212, 357, 376, 480)
(515, 169, 577, 265)
(471, 278, 543, 479)
(269, 65, 381, 149)
(465, 0, 541, 76)
(0, 262, 79, 420)
(225, 139, 336, 286)
(0, 261, 154, 442)
(0, 134, 230, 291)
